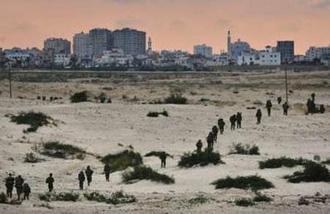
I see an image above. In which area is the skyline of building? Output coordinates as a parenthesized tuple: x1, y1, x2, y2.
(113, 28, 146, 56)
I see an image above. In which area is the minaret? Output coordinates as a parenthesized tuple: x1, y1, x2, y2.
(227, 30, 231, 59)
(147, 37, 152, 54)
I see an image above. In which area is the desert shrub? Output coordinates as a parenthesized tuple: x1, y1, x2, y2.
(253, 100, 263, 106)
(101, 150, 143, 172)
(259, 157, 312, 169)
(322, 159, 330, 165)
(122, 166, 175, 184)
(229, 143, 260, 155)
(8, 111, 55, 133)
(24, 152, 44, 163)
(84, 192, 108, 203)
(253, 192, 273, 202)
(0, 192, 7, 203)
(98, 92, 107, 103)
(70, 91, 88, 103)
(284, 162, 330, 183)
(108, 191, 136, 205)
(211, 175, 274, 191)
(164, 93, 187, 104)
(39, 192, 80, 202)
(41, 141, 86, 159)
(178, 150, 224, 168)
(188, 195, 209, 205)
(147, 110, 169, 118)
(235, 198, 255, 207)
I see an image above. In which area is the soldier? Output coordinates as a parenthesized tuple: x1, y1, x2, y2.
(236, 112, 242, 129)
(229, 115, 237, 130)
(104, 163, 111, 182)
(212, 125, 219, 142)
(22, 183, 31, 200)
(78, 170, 85, 190)
(85, 166, 94, 186)
(196, 140, 203, 153)
(277, 96, 282, 104)
(160, 152, 169, 168)
(218, 118, 225, 134)
(307, 98, 313, 114)
(282, 102, 289, 116)
(256, 109, 262, 124)
(266, 100, 272, 116)
(206, 132, 214, 151)
(15, 175, 24, 201)
(5, 173, 15, 198)
(46, 173, 55, 192)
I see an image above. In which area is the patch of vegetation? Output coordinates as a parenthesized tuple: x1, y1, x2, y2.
(253, 192, 273, 202)
(188, 195, 210, 205)
(284, 162, 330, 183)
(24, 152, 44, 163)
(147, 110, 169, 117)
(163, 93, 187, 104)
(178, 150, 224, 168)
(259, 157, 312, 169)
(235, 198, 255, 207)
(229, 143, 260, 155)
(101, 150, 143, 172)
(0, 192, 7, 203)
(41, 141, 86, 159)
(39, 192, 80, 202)
(8, 111, 55, 133)
(108, 191, 136, 205)
(122, 166, 175, 184)
(211, 175, 274, 191)
(70, 91, 89, 103)
(321, 158, 330, 165)
(84, 192, 108, 203)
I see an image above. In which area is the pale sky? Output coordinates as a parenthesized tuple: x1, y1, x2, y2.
(0, 0, 330, 54)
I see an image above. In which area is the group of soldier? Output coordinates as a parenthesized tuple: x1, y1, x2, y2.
(255, 96, 290, 124)
(4, 163, 112, 201)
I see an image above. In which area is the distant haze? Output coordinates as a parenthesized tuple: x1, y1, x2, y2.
(0, 0, 330, 54)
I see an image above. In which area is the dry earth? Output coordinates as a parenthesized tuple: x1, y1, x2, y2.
(0, 70, 329, 213)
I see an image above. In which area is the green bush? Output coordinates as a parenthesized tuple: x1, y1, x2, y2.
(188, 195, 210, 205)
(147, 110, 169, 117)
(101, 150, 143, 172)
(122, 166, 175, 184)
(284, 162, 330, 183)
(253, 192, 273, 202)
(108, 191, 136, 205)
(39, 192, 80, 202)
(322, 159, 330, 165)
(235, 198, 255, 207)
(178, 150, 224, 168)
(0, 192, 7, 203)
(229, 143, 260, 155)
(84, 192, 108, 203)
(70, 91, 89, 103)
(164, 93, 187, 104)
(41, 141, 86, 159)
(211, 175, 274, 191)
(24, 152, 44, 163)
(259, 157, 312, 169)
(9, 111, 55, 133)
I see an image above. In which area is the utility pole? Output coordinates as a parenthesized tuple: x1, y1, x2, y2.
(285, 68, 288, 104)
(8, 63, 12, 98)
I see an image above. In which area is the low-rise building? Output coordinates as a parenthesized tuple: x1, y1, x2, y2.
(305, 46, 330, 61)
(193, 44, 213, 58)
(54, 54, 71, 67)
(237, 46, 281, 66)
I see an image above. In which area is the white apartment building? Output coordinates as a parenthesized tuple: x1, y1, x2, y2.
(193, 44, 213, 58)
(305, 46, 330, 61)
(95, 49, 133, 66)
(237, 46, 281, 66)
(73, 32, 92, 59)
(54, 54, 71, 66)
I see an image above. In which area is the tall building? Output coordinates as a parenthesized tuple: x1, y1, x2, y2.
(193, 44, 213, 58)
(113, 28, 146, 55)
(73, 32, 91, 59)
(44, 38, 71, 55)
(305, 46, 330, 61)
(276, 41, 294, 64)
(89, 28, 113, 57)
(227, 30, 231, 59)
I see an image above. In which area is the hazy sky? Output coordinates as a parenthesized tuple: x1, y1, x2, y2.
(0, 0, 330, 54)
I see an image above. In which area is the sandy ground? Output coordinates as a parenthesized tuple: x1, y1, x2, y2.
(0, 70, 329, 213)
